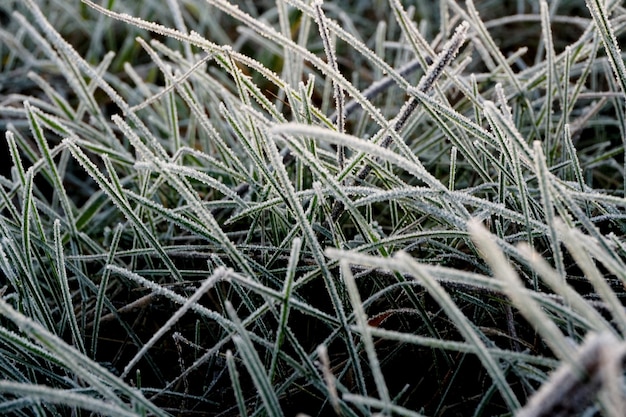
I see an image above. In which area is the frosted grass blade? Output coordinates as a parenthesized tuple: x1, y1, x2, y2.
(226, 302, 284, 417)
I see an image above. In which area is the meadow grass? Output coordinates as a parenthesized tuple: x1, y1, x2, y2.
(0, 0, 625, 416)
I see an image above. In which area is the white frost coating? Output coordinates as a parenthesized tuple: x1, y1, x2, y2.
(517, 332, 626, 417)
(0, 297, 132, 410)
(133, 161, 155, 171)
(585, 0, 626, 99)
(105, 264, 232, 326)
(121, 268, 229, 378)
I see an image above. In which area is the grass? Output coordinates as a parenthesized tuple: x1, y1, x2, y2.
(1, 0, 625, 416)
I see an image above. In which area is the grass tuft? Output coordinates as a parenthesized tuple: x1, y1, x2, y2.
(1, 0, 625, 415)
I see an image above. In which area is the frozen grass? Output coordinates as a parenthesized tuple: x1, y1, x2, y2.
(0, 0, 625, 416)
